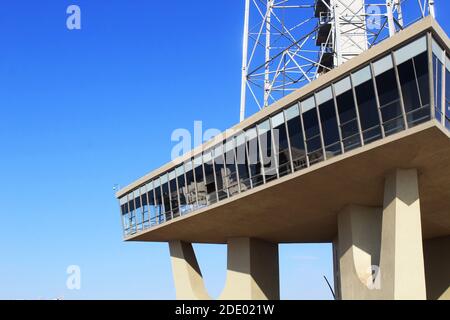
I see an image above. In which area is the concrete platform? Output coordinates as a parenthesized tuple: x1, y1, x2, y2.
(127, 121, 450, 244)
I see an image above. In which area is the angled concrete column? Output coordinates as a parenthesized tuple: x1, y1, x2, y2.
(380, 169, 426, 300)
(169, 241, 210, 300)
(424, 236, 450, 300)
(219, 238, 279, 300)
(336, 169, 426, 300)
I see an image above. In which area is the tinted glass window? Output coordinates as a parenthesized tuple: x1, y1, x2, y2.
(433, 54, 443, 123)
(246, 129, 264, 187)
(141, 189, 149, 228)
(374, 56, 404, 136)
(169, 172, 179, 218)
(154, 181, 164, 223)
(184, 161, 197, 212)
(128, 196, 136, 233)
(161, 176, 172, 221)
(353, 66, 382, 144)
(224, 140, 239, 196)
(203, 150, 217, 205)
(271, 112, 292, 177)
(334, 77, 361, 152)
(213, 145, 228, 200)
(317, 87, 341, 158)
(446, 60, 450, 129)
(194, 158, 207, 208)
(285, 105, 307, 171)
(134, 192, 143, 230)
(121, 202, 130, 234)
(397, 52, 431, 126)
(235, 134, 251, 192)
(302, 97, 323, 165)
(147, 186, 158, 225)
(258, 120, 277, 182)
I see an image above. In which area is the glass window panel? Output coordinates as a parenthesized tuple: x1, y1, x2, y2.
(415, 52, 431, 109)
(334, 76, 352, 96)
(134, 190, 143, 231)
(184, 161, 197, 212)
(161, 174, 172, 221)
(213, 144, 228, 200)
(194, 157, 207, 208)
(394, 36, 427, 65)
(446, 58, 450, 130)
(271, 112, 292, 177)
(318, 91, 342, 158)
(398, 52, 431, 127)
(121, 201, 130, 235)
(316, 87, 333, 105)
(140, 187, 149, 228)
(224, 139, 239, 196)
(432, 39, 445, 63)
(374, 56, 404, 136)
(147, 183, 158, 226)
(433, 53, 443, 123)
(169, 170, 179, 218)
(128, 193, 136, 234)
(301, 96, 316, 113)
(235, 133, 252, 192)
(284, 104, 307, 171)
(176, 166, 188, 214)
(352, 66, 372, 86)
(258, 120, 277, 182)
(302, 99, 324, 165)
(335, 81, 361, 152)
(353, 66, 382, 144)
(373, 55, 394, 76)
(246, 128, 264, 187)
(203, 149, 217, 205)
(154, 181, 164, 224)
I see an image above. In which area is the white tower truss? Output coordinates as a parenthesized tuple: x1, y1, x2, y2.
(240, 0, 437, 121)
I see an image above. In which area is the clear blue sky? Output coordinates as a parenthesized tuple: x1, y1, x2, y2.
(0, 1, 447, 300)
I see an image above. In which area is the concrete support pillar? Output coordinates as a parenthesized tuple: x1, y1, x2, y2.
(219, 238, 279, 300)
(335, 169, 427, 300)
(336, 205, 383, 299)
(424, 236, 450, 300)
(380, 169, 426, 299)
(169, 241, 210, 300)
(169, 238, 279, 300)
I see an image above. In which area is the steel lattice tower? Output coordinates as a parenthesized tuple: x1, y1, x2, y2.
(240, 0, 436, 121)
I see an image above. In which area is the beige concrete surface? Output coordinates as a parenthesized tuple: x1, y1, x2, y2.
(380, 169, 426, 300)
(169, 241, 210, 300)
(220, 238, 279, 300)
